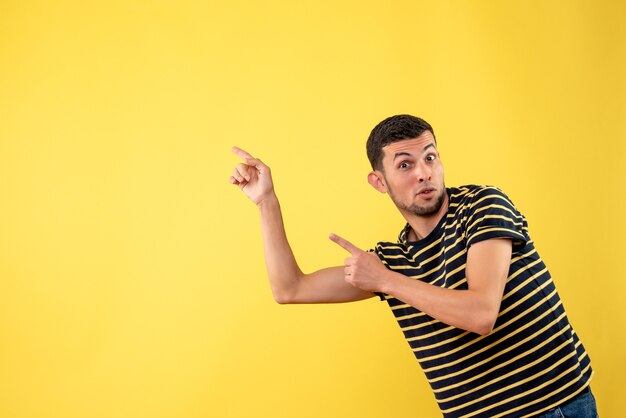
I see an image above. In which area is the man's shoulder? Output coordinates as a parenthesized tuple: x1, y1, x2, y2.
(448, 185, 523, 228)
(452, 184, 513, 206)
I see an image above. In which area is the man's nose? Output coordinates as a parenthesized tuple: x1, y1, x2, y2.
(416, 162, 432, 182)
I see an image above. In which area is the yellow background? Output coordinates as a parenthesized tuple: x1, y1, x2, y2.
(1, 1, 624, 417)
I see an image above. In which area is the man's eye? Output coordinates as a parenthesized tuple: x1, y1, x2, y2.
(399, 162, 409, 169)
(426, 154, 436, 162)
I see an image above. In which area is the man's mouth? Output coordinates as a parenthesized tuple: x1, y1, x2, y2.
(417, 186, 436, 196)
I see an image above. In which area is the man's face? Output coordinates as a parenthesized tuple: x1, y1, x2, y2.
(378, 131, 446, 217)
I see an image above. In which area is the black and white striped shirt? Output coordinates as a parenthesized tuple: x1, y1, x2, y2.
(374, 185, 592, 417)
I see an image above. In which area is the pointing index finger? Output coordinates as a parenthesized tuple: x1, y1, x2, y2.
(329, 233, 362, 255)
(231, 146, 264, 169)
(231, 146, 254, 160)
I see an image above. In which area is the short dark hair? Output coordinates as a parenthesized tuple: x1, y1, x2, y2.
(366, 114, 435, 170)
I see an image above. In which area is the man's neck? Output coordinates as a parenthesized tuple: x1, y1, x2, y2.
(404, 193, 449, 241)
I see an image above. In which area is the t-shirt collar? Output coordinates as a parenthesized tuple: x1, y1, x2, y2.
(398, 223, 412, 245)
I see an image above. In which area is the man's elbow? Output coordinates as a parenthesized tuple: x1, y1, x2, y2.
(471, 311, 499, 336)
(472, 321, 495, 336)
(273, 292, 293, 304)
(270, 273, 303, 304)
(271, 286, 298, 304)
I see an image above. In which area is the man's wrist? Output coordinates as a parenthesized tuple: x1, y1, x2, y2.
(380, 269, 407, 295)
(257, 192, 279, 211)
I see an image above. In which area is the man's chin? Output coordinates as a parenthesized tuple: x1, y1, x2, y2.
(408, 193, 445, 216)
(409, 204, 440, 217)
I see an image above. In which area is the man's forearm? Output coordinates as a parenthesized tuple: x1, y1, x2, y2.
(257, 193, 303, 303)
(382, 273, 501, 335)
(343, 239, 510, 335)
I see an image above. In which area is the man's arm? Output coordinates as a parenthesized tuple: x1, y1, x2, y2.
(331, 234, 512, 335)
(229, 147, 375, 304)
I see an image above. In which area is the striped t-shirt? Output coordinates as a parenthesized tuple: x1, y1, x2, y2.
(374, 185, 592, 418)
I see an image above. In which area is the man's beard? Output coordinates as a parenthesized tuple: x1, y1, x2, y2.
(387, 183, 446, 216)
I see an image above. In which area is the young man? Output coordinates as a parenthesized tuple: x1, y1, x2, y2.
(229, 115, 596, 417)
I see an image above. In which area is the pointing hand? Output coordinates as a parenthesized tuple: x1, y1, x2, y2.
(329, 233, 389, 293)
(229, 146, 275, 205)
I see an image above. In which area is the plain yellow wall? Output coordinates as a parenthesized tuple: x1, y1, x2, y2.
(1, 1, 624, 417)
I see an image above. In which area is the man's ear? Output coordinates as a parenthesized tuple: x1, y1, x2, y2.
(368, 171, 388, 193)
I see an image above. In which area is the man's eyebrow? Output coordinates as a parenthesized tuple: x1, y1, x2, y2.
(392, 144, 436, 161)
(393, 152, 411, 162)
(423, 144, 436, 153)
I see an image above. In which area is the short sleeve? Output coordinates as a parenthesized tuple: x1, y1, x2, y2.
(465, 186, 529, 250)
(369, 247, 388, 301)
